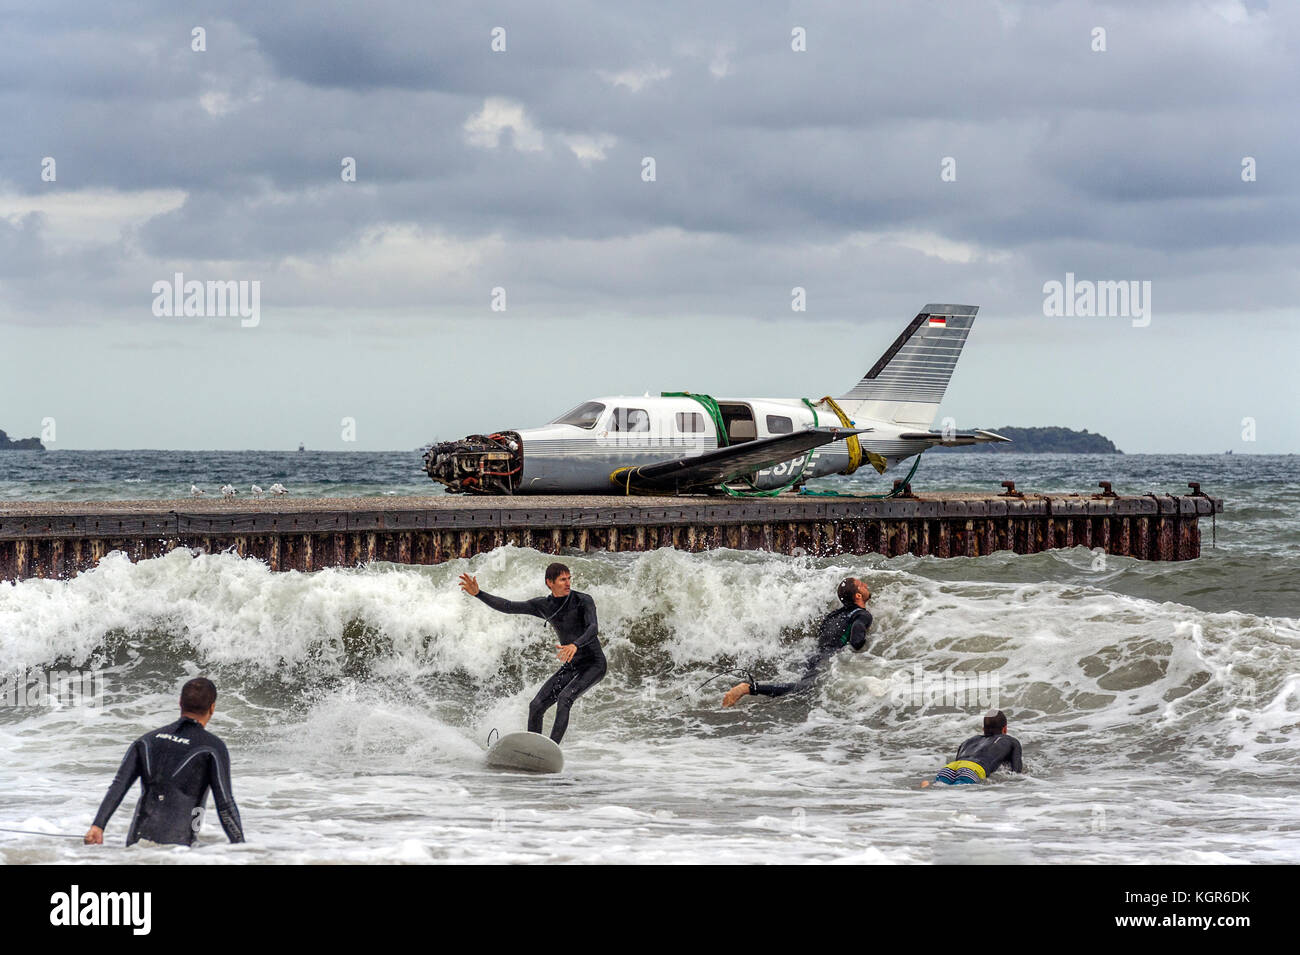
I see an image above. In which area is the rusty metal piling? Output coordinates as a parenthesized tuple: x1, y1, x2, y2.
(0, 487, 1224, 582)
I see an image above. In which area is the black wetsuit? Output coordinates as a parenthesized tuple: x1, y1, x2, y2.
(92, 716, 244, 847)
(750, 605, 872, 698)
(476, 589, 606, 743)
(954, 732, 1024, 777)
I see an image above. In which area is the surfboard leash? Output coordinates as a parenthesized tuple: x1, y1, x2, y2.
(672, 667, 758, 703)
(0, 825, 84, 840)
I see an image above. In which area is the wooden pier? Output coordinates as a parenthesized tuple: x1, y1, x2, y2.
(0, 484, 1223, 582)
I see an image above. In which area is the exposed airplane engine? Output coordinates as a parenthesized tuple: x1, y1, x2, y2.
(424, 431, 522, 494)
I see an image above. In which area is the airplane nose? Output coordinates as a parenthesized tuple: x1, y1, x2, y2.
(423, 431, 522, 494)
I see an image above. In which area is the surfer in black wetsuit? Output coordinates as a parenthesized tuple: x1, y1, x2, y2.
(924, 709, 1024, 786)
(721, 577, 873, 707)
(84, 677, 244, 847)
(460, 562, 605, 744)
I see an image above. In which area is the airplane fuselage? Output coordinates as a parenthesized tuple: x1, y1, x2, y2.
(437, 394, 929, 494)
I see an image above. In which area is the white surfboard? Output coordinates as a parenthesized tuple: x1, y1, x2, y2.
(485, 731, 564, 774)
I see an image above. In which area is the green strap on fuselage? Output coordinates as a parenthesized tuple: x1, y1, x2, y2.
(662, 392, 729, 446)
(661, 392, 820, 497)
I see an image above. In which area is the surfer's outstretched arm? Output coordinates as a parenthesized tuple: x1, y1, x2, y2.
(476, 591, 545, 616)
(459, 574, 544, 618)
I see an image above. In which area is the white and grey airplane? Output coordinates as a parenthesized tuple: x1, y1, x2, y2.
(424, 304, 1008, 494)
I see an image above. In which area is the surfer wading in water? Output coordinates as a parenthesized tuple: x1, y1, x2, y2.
(84, 677, 244, 847)
(722, 577, 874, 707)
(460, 562, 606, 744)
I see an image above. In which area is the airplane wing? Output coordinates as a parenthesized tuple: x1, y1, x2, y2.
(610, 426, 870, 493)
(896, 428, 1011, 447)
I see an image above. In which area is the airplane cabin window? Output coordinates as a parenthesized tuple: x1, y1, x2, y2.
(551, 401, 607, 429)
(610, 408, 650, 432)
(676, 412, 706, 432)
(766, 415, 794, 434)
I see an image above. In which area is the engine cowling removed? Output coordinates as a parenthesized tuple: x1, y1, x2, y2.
(423, 432, 522, 494)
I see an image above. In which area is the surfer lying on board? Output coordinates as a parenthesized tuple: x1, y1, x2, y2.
(84, 677, 244, 847)
(460, 562, 606, 744)
(922, 709, 1023, 787)
(722, 577, 873, 707)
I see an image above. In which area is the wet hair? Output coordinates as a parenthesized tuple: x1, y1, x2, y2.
(983, 709, 1007, 735)
(181, 677, 217, 714)
(837, 577, 867, 606)
(545, 562, 571, 583)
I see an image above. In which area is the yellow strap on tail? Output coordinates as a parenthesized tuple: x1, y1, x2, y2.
(815, 396, 887, 475)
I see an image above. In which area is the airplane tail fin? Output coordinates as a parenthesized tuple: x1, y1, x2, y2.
(836, 304, 977, 430)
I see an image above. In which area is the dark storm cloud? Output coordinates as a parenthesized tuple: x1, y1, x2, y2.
(1, 0, 1297, 323)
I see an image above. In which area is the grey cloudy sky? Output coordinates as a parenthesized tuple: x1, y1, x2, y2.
(2, 0, 1296, 453)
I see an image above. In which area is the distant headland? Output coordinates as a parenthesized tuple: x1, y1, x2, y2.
(0, 429, 45, 451)
(934, 426, 1122, 454)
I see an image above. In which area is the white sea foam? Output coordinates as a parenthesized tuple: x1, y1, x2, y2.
(1, 542, 1298, 863)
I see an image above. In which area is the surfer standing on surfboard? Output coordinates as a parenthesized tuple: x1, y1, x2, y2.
(460, 563, 605, 744)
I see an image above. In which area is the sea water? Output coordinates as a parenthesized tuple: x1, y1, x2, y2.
(0, 452, 1296, 863)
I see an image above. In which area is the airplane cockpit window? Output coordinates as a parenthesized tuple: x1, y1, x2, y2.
(676, 412, 706, 432)
(766, 415, 794, 434)
(609, 408, 650, 432)
(551, 401, 606, 429)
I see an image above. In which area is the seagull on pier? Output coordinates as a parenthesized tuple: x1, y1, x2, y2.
(190, 485, 205, 497)
(220, 484, 238, 498)
(269, 483, 287, 495)
(250, 484, 264, 499)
